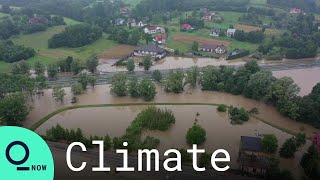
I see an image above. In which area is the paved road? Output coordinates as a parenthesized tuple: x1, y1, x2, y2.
(47, 61, 320, 87)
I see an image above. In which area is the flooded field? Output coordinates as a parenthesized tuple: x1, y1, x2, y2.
(36, 105, 310, 178)
(273, 67, 320, 96)
(26, 85, 319, 138)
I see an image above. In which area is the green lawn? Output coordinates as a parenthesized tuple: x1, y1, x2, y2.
(0, 12, 8, 17)
(0, 17, 117, 73)
(123, 0, 143, 7)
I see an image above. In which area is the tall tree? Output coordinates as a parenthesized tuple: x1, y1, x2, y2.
(52, 85, 66, 102)
(34, 61, 45, 76)
(143, 56, 152, 71)
(0, 93, 29, 126)
(86, 56, 99, 73)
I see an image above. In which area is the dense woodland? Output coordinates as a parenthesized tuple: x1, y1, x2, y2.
(0, 40, 35, 63)
(48, 24, 102, 48)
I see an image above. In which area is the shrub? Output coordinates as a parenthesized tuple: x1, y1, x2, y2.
(262, 134, 278, 153)
(217, 104, 227, 112)
(186, 124, 206, 145)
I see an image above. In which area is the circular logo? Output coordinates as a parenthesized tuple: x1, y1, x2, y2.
(0, 126, 54, 179)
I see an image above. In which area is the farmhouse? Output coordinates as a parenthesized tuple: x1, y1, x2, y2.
(153, 34, 167, 44)
(227, 28, 236, 37)
(133, 45, 166, 59)
(238, 136, 269, 176)
(115, 18, 125, 26)
(312, 133, 320, 153)
(127, 18, 136, 27)
(290, 7, 302, 14)
(120, 7, 130, 14)
(209, 28, 221, 37)
(28, 16, 42, 24)
(144, 26, 157, 34)
(181, 24, 193, 31)
(199, 44, 226, 54)
(202, 12, 213, 21)
(212, 15, 223, 22)
(137, 21, 147, 27)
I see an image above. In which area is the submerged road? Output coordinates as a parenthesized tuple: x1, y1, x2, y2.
(47, 61, 320, 87)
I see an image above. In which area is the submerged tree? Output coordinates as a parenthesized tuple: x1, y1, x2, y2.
(52, 85, 66, 102)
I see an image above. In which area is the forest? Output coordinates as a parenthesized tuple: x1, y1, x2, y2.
(0, 40, 35, 63)
(48, 24, 102, 48)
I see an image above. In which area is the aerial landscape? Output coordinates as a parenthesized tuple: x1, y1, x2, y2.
(0, 0, 320, 180)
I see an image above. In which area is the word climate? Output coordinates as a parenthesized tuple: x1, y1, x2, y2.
(66, 141, 230, 172)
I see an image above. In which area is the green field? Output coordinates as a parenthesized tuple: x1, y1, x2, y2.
(123, 0, 143, 7)
(0, 12, 8, 17)
(1, 17, 117, 73)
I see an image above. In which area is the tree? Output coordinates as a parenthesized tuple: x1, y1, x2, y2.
(35, 75, 47, 93)
(104, 134, 112, 151)
(0, 93, 29, 126)
(152, 70, 162, 83)
(244, 70, 274, 100)
(300, 145, 320, 179)
(128, 77, 140, 98)
(199, 153, 211, 167)
(71, 82, 83, 95)
(143, 56, 152, 71)
(34, 61, 45, 76)
(86, 56, 98, 73)
(77, 73, 89, 90)
(111, 73, 127, 96)
(279, 137, 297, 158)
(295, 133, 306, 148)
(139, 79, 156, 101)
(217, 104, 227, 112)
(12, 61, 30, 75)
(186, 124, 206, 145)
(164, 71, 184, 93)
(191, 41, 199, 52)
(88, 76, 96, 87)
(47, 64, 58, 78)
(185, 66, 200, 87)
(266, 77, 300, 119)
(143, 33, 153, 44)
(126, 59, 135, 71)
(52, 85, 66, 102)
(71, 60, 82, 75)
(262, 134, 278, 153)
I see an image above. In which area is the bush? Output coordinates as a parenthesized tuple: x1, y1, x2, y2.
(0, 40, 36, 63)
(113, 107, 175, 151)
(217, 104, 227, 112)
(71, 82, 83, 95)
(279, 137, 297, 158)
(126, 59, 135, 71)
(228, 106, 250, 123)
(186, 124, 206, 145)
(199, 153, 211, 167)
(262, 134, 278, 153)
(152, 70, 162, 83)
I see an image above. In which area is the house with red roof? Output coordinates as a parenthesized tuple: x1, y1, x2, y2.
(181, 24, 193, 31)
(153, 34, 167, 44)
(312, 133, 320, 153)
(144, 26, 157, 34)
(120, 7, 130, 14)
(290, 7, 302, 14)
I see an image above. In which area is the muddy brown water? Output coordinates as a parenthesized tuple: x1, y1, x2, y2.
(36, 105, 311, 178)
(273, 67, 320, 96)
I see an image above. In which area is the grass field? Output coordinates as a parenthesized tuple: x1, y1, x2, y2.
(1, 17, 117, 73)
(123, 0, 142, 7)
(0, 12, 8, 17)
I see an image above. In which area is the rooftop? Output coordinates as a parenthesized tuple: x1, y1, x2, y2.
(135, 45, 165, 53)
(240, 136, 262, 152)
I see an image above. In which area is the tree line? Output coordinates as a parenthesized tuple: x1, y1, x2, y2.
(48, 24, 102, 48)
(0, 40, 35, 63)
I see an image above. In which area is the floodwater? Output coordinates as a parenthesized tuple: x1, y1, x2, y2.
(97, 57, 246, 73)
(273, 67, 320, 96)
(36, 105, 310, 178)
(26, 85, 319, 138)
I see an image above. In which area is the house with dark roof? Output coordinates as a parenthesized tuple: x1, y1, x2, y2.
(115, 18, 125, 26)
(209, 28, 221, 37)
(133, 45, 166, 59)
(239, 136, 269, 176)
(202, 12, 213, 21)
(120, 7, 130, 14)
(199, 44, 226, 54)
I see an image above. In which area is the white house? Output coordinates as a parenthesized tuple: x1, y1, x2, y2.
(127, 18, 137, 27)
(290, 7, 302, 14)
(144, 26, 157, 34)
(137, 21, 147, 27)
(209, 28, 221, 37)
(133, 45, 166, 59)
(227, 28, 236, 37)
(199, 44, 226, 54)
